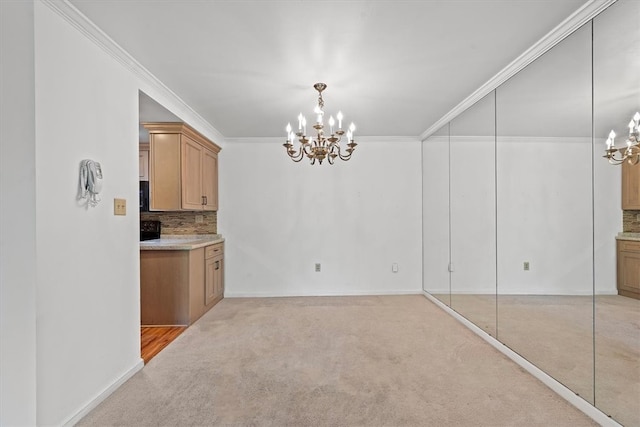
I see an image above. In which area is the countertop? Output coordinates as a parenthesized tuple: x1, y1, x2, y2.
(616, 232, 640, 242)
(140, 234, 224, 250)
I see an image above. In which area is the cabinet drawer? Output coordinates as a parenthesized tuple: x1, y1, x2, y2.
(619, 240, 640, 252)
(205, 243, 223, 259)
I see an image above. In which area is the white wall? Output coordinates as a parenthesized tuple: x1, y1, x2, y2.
(219, 138, 423, 297)
(1, 1, 37, 425)
(34, 3, 141, 425)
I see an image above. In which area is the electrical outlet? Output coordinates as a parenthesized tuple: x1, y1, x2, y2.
(524, 261, 530, 271)
(315, 263, 321, 272)
(195, 215, 204, 223)
(114, 198, 126, 216)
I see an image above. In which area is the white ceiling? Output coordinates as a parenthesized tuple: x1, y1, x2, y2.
(69, 0, 590, 139)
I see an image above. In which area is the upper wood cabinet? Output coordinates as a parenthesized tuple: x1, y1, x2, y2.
(202, 148, 218, 211)
(143, 122, 221, 211)
(622, 161, 640, 210)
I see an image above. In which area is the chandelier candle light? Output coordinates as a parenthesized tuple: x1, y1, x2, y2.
(283, 83, 357, 165)
(604, 111, 640, 165)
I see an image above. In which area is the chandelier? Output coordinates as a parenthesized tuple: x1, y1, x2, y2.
(604, 112, 640, 165)
(283, 83, 356, 165)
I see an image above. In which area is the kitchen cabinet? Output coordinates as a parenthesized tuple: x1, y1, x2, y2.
(621, 161, 640, 210)
(143, 122, 220, 211)
(205, 242, 224, 305)
(140, 242, 224, 326)
(617, 239, 640, 300)
(139, 143, 149, 181)
(202, 148, 218, 210)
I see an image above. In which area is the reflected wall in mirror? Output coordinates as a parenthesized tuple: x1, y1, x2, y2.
(449, 92, 497, 337)
(593, 0, 640, 425)
(423, 125, 451, 306)
(496, 22, 594, 404)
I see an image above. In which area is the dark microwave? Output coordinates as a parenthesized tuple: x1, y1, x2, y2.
(139, 181, 149, 212)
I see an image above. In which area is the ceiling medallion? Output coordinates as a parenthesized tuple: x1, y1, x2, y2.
(604, 112, 640, 165)
(283, 83, 356, 165)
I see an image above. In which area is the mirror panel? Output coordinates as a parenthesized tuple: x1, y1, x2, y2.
(449, 92, 497, 337)
(593, 0, 640, 424)
(423, 125, 452, 306)
(496, 23, 594, 403)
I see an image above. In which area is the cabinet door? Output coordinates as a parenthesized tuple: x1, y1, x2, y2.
(139, 149, 149, 181)
(181, 136, 204, 210)
(618, 242, 640, 299)
(205, 257, 216, 305)
(213, 254, 224, 298)
(622, 161, 640, 209)
(150, 133, 181, 211)
(202, 148, 218, 211)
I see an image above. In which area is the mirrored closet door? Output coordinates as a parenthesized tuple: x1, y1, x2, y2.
(423, 1, 639, 424)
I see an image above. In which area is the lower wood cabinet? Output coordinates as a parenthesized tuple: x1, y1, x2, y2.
(141, 243, 224, 326)
(205, 243, 224, 305)
(617, 239, 640, 300)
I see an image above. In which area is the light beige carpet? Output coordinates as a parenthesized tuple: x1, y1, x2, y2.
(78, 295, 597, 426)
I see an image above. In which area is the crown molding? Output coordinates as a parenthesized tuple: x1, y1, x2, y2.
(40, 0, 226, 145)
(423, 135, 592, 144)
(420, 0, 617, 141)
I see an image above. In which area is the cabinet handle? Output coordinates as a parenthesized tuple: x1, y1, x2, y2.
(204, 196, 208, 205)
(215, 260, 219, 270)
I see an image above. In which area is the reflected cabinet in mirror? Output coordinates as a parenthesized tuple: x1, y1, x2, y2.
(423, 1, 639, 425)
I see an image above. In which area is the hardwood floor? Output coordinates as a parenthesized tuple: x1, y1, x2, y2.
(141, 326, 186, 364)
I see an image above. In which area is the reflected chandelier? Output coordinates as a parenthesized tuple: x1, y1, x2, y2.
(283, 83, 356, 165)
(604, 112, 640, 165)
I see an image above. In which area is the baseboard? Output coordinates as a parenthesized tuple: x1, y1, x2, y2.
(424, 289, 620, 296)
(61, 358, 144, 427)
(421, 292, 621, 427)
(224, 290, 423, 298)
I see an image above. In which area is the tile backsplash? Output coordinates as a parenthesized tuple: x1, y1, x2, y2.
(623, 210, 640, 233)
(141, 211, 217, 235)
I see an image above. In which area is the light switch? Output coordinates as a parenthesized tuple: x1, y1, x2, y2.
(114, 198, 127, 216)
